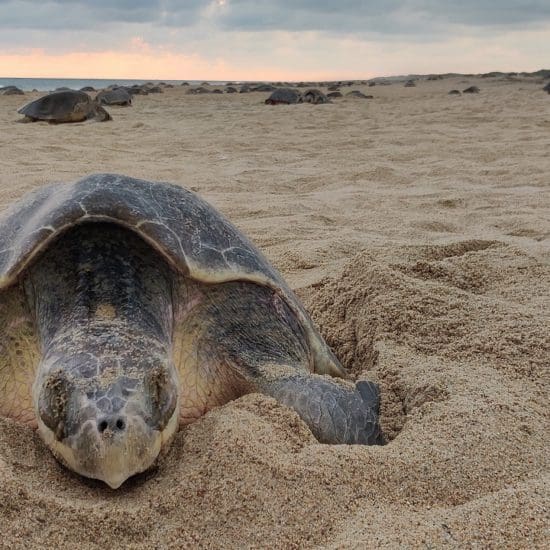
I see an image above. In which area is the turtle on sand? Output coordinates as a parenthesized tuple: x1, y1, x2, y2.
(0, 174, 382, 489)
(0, 86, 24, 96)
(303, 89, 330, 104)
(346, 90, 372, 99)
(463, 86, 480, 94)
(96, 88, 132, 106)
(265, 88, 302, 105)
(18, 90, 111, 123)
(251, 84, 277, 92)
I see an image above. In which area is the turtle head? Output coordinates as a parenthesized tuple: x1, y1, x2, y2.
(33, 344, 179, 489)
(92, 100, 112, 121)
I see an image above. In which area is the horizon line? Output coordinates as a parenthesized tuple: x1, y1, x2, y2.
(2, 68, 549, 83)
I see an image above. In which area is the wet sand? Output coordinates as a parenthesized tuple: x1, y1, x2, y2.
(0, 76, 548, 548)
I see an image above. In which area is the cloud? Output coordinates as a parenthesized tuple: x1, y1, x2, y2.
(209, 0, 550, 35)
(0, 1, 548, 79)
(0, 0, 203, 30)
(1, 1, 549, 33)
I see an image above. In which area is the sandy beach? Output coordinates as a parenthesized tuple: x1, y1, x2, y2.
(0, 76, 548, 548)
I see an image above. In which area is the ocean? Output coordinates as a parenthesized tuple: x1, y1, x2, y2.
(0, 77, 229, 92)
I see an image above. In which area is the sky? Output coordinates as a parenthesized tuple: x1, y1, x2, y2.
(0, 0, 548, 80)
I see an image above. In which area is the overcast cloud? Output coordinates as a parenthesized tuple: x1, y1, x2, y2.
(0, 1, 548, 79)
(2, 0, 550, 31)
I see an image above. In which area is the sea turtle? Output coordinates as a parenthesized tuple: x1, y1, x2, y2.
(346, 90, 371, 99)
(448, 90, 461, 95)
(186, 87, 210, 95)
(462, 86, 480, 94)
(0, 86, 24, 96)
(303, 89, 330, 105)
(96, 88, 132, 106)
(18, 90, 111, 123)
(265, 88, 302, 105)
(251, 84, 277, 92)
(0, 174, 382, 489)
(145, 85, 163, 94)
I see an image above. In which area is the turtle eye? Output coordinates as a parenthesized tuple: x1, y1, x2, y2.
(38, 371, 72, 440)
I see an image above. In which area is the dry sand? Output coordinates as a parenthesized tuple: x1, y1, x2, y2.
(0, 76, 548, 548)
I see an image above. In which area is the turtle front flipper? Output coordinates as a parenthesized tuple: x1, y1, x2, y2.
(173, 279, 382, 445)
(0, 286, 40, 425)
(253, 366, 382, 445)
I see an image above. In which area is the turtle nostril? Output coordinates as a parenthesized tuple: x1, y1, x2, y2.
(98, 417, 126, 433)
(98, 419, 108, 433)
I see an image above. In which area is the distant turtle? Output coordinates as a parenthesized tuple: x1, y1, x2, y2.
(252, 84, 277, 92)
(346, 90, 371, 99)
(128, 85, 148, 95)
(186, 86, 210, 95)
(265, 88, 302, 105)
(0, 86, 24, 96)
(404, 80, 416, 87)
(463, 86, 480, 93)
(303, 89, 330, 104)
(448, 89, 461, 95)
(225, 86, 238, 93)
(0, 174, 382, 489)
(96, 88, 132, 106)
(145, 85, 163, 94)
(136, 84, 162, 94)
(17, 90, 111, 123)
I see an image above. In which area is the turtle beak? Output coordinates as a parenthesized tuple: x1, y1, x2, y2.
(36, 401, 179, 489)
(34, 365, 180, 489)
